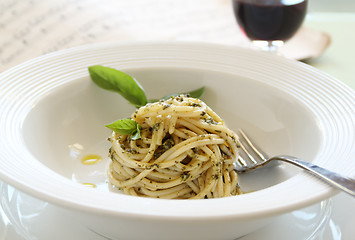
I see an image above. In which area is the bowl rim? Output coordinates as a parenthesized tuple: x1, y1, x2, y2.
(0, 41, 354, 220)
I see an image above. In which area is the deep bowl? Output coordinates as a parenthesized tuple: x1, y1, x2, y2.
(0, 42, 354, 240)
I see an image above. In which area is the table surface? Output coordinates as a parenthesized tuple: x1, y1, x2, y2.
(0, 0, 354, 239)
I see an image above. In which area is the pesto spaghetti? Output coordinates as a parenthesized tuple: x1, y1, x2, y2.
(107, 95, 241, 199)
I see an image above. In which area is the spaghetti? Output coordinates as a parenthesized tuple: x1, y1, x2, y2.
(108, 96, 241, 199)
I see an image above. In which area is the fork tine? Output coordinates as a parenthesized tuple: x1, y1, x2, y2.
(238, 129, 268, 162)
(237, 155, 248, 167)
(239, 140, 259, 164)
(234, 129, 270, 172)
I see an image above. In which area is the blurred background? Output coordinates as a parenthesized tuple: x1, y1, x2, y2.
(310, 0, 355, 11)
(1, 0, 354, 88)
(0, 0, 354, 239)
(0, 0, 354, 71)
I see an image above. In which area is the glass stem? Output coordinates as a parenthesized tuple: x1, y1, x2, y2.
(267, 41, 278, 52)
(252, 40, 284, 54)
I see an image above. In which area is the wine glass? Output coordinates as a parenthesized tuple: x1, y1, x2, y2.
(232, 0, 308, 52)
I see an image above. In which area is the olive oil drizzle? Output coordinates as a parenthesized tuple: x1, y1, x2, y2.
(81, 154, 102, 165)
(82, 183, 97, 188)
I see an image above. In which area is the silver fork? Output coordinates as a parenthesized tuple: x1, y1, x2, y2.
(235, 129, 355, 197)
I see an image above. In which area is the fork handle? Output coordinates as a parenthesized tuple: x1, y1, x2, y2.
(272, 155, 355, 197)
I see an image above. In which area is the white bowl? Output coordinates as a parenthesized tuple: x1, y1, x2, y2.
(0, 42, 354, 240)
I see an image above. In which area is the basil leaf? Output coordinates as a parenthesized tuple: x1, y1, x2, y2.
(131, 121, 142, 140)
(130, 130, 141, 140)
(186, 86, 205, 99)
(89, 65, 148, 108)
(148, 86, 205, 103)
(106, 119, 141, 139)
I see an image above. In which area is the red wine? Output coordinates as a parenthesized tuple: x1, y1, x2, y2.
(232, 0, 307, 41)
